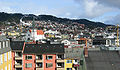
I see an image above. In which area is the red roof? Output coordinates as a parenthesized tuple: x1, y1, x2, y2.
(37, 30, 44, 35)
(29, 30, 31, 33)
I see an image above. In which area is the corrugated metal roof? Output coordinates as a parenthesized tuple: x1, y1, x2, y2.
(85, 51, 120, 70)
(64, 48, 83, 59)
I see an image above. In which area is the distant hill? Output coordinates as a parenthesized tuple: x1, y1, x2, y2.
(0, 12, 112, 28)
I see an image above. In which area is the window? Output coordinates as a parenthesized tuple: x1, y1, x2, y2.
(10, 51, 11, 59)
(67, 68, 72, 70)
(6, 41, 8, 47)
(8, 64, 10, 70)
(78, 40, 85, 44)
(67, 60, 72, 63)
(36, 63, 42, 68)
(46, 56, 52, 60)
(3, 42, 5, 48)
(5, 66, 7, 70)
(36, 55, 42, 60)
(8, 52, 10, 60)
(0, 42, 1, 49)
(25, 63, 32, 68)
(4, 53, 7, 62)
(57, 54, 63, 59)
(46, 63, 53, 68)
(25, 55, 32, 60)
(57, 63, 64, 67)
(75, 59, 78, 62)
(1, 55, 3, 64)
(8, 51, 11, 60)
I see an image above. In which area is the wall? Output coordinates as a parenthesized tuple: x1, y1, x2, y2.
(0, 51, 12, 70)
(23, 54, 35, 70)
(65, 59, 73, 70)
(12, 51, 15, 70)
(43, 54, 56, 70)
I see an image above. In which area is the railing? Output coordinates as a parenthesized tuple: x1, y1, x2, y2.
(56, 59, 64, 62)
(56, 67, 64, 70)
(36, 60, 43, 62)
(15, 64, 22, 68)
(15, 57, 22, 60)
(36, 67, 43, 70)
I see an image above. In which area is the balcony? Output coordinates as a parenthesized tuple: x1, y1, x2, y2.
(56, 54, 64, 60)
(36, 60, 43, 63)
(36, 68, 44, 70)
(15, 64, 22, 68)
(72, 64, 80, 67)
(15, 52, 22, 57)
(15, 52, 22, 60)
(56, 63, 64, 70)
(36, 63, 43, 70)
(15, 57, 22, 60)
(56, 68, 64, 70)
(56, 60, 64, 63)
(15, 60, 22, 68)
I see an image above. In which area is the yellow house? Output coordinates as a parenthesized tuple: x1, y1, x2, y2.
(0, 37, 12, 70)
(65, 59, 74, 70)
(0, 51, 12, 70)
(64, 48, 83, 70)
(7, 31, 20, 36)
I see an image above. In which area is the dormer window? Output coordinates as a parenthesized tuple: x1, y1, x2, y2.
(3, 42, 5, 48)
(0, 42, 1, 49)
(6, 41, 8, 47)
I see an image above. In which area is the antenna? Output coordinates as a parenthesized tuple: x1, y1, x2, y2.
(117, 24, 119, 47)
(32, 16, 37, 40)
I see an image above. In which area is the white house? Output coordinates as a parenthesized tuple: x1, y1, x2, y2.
(25, 29, 46, 41)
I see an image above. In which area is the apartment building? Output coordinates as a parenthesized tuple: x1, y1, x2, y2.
(64, 48, 83, 70)
(22, 43, 64, 70)
(0, 36, 12, 70)
(10, 41, 25, 70)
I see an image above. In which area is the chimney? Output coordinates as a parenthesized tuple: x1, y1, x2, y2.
(46, 40, 50, 44)
(84, 47, 88, 57)
(9, 38, 12, 42)
(36, 40, 38, 44)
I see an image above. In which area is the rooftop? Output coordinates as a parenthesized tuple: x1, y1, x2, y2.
(10, 41, 24, 51)
(23, 43, 64, 54)
(85, 50, 120, 70)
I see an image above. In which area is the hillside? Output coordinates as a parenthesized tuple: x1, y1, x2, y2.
(0, 12, 111, 29)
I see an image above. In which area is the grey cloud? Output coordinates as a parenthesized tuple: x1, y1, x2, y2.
(104, 14, 120, 25)
(73, 0, 119, 19)
(94, 0, 120, 8)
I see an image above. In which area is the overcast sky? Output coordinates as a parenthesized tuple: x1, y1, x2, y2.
(0, 0, 120, 25)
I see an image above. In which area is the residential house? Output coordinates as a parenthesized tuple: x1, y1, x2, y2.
(25, 29, 45, 41)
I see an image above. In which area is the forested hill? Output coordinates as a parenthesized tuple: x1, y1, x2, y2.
(0, 12, 112, 28)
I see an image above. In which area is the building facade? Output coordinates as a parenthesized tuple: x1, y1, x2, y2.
(22, 43, 64, 70)
(10, 41, 25, 70)
(0, 36, 12, 70)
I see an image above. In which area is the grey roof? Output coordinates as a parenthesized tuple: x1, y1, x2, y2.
(64, 48, 83, 59)
(0, 36, 8, 41)
(85, 51, 120, 70)
(10, 41, 24, 51)
(23, 43, 64, 54)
